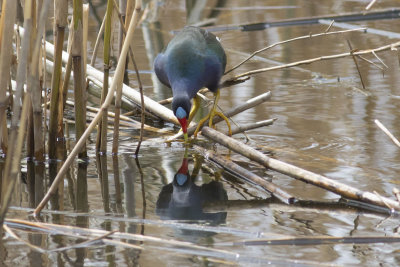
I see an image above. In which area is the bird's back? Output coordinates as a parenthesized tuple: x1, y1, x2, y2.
(154, 26, 226, 98)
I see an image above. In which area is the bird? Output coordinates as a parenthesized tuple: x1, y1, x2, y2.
(154, 26, 231, 142)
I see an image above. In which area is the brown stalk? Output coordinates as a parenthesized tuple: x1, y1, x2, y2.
(112, 0, 145, 155)
(49, 0, 68, 159)
(27, 0, 52, 163)
(96, 0, 114, 154)
(0, 0, 17, 154)
(34, 0, 144, 216)
(347, 39, 366, 90)
(72, 0, 87, 159)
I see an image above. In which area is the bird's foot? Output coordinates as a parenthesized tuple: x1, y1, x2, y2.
(193, 111, 232, 137)
(210, 111, 232, 136)
(193, 113, 211, 137)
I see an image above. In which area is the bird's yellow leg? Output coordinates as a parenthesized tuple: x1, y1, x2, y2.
(193, 89, 232, 137)
(188, 95, 201, 125)
(193, 113, 210, 137)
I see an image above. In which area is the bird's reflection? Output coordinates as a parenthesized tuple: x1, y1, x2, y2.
(156, 151, 227, 225)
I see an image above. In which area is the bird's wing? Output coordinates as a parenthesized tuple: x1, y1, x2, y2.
(201, 29, 227, 72)
(154, 53, 171, 88)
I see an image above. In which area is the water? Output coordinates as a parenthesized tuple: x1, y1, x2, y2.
(4, 0, 400, 266)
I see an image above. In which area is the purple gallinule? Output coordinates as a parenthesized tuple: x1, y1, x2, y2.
(154, 26, 231, 141)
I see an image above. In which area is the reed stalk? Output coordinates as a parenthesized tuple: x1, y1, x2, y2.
(96, 0, 113, 153)
(34, 0, 143, 215)
(49, 0, 68, 159)
(83, 4, 89, 78)
(0, 0, 17, 226)
(28, 0, 51, 162)
(112, 0, 145, 155)
(72, 0, 87, 159)
(57, 19, 74, 138)
(0, 0, 17, 154)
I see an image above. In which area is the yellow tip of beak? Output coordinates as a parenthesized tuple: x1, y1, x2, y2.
(183, 133, 188, 142)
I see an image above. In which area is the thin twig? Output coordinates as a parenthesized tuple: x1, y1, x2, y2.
(219, 235, 400, 246)
(374, 119, 400, 148)
(366, 0, 378, 10)
(324, 20, 335, 32)
(357, 55, 384, 70)
(226, 40, 400, 82)
(392, 188, 400, 204)
(371, 51, 388, 68)
(347, 39, 366, 90)
(224, 27, 366, 75)
(3, 225, 46, 253)
(373, 190, 394, 210)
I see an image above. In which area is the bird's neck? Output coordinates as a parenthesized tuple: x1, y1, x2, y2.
(171, 78, 199, 99)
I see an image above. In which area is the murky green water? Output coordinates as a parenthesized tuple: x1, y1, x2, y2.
(4, 0, 400, 266)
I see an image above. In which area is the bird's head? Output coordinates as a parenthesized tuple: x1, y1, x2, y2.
(172, 95, 191, 142)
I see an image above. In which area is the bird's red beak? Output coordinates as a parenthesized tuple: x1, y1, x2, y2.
(177, 117, 188, 142)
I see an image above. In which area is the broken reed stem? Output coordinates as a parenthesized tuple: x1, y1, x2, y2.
(34, 0, 143, 216)
(374, 119, 400, 148)
(225, 27, 366, 75)
(201, 127, 400, 211)
(49, 0, 68, 159)
(194, 145, 294, 204)
(72, 0, 87, 159)
(227, 40, 400, 82)
(96, 0, 114, 154)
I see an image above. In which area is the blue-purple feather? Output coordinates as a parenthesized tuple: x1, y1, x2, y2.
(154, 26, 226, 118)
